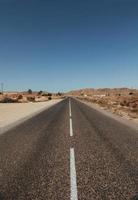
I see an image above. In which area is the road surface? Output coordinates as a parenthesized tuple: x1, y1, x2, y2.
(0, 98, 137, 200)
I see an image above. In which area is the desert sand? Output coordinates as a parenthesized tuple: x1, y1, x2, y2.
(0, 99, 62, 134)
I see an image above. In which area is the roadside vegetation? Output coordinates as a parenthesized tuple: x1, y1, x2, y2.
(0, 90, 64, 103)
(68, 88, 138, 120)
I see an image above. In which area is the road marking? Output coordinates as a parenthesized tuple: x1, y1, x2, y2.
(69, 99, 73, 136)
(69, 99, 72, 117)
(70, 148, 78, 200)
(70, 118, 73, 137)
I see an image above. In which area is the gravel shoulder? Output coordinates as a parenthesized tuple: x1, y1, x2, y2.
(0, 99, 62, 135)
(77, 98, 138, 131)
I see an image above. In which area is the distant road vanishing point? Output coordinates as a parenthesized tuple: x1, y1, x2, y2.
(0, 98, 137, 200)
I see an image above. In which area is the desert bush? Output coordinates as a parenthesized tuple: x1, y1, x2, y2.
(27, 96, 35, 102)
(0, 97, 18, 103)
(42, 93, 48, 96)
(17, 95, 23, 100)
(129, 92, 133, 95)
(38, 91, 43, 95)
(48, 93, 52, 96)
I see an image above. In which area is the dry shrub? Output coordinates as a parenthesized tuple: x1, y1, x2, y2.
(27, 96, 35, 102)
(0, 97, 18, 103)
(17, 95, 23, 100)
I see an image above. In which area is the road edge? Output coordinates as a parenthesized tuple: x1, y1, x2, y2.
(75, 98, 138, 131)
(0, 100, 63, 135)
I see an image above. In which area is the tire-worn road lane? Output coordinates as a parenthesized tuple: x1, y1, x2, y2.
(0, 100, 70, 200)
(0, 98, 137, 200)
(71, 98, 138, 200)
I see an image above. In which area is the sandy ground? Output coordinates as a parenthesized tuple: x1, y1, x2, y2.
(77, 99, 138, 131)
(0, 99, 62, 134)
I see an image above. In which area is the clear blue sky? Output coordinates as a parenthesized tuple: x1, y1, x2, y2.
(0, 0, 138, 92)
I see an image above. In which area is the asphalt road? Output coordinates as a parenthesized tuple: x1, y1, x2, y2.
(0, 98, 137, 200)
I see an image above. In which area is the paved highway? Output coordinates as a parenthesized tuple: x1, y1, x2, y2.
(0, 98, 137, 200)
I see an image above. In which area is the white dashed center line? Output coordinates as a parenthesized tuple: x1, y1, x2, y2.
(70, 147, 78, 200)
(69, 99, 73, 137)
(69, 98, 72, 117)
(69, 98, 78, 200)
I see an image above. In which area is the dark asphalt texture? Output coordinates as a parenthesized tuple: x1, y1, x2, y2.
(0, 98, 137, 200)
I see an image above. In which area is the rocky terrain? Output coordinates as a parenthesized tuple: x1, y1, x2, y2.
(67, 88, 138, 121)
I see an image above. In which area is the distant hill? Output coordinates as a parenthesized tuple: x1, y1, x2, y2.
(67, 88, 138, 96)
